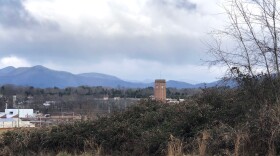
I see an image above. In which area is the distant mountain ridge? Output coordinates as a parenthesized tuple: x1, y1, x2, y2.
(0, 65, 228, 88)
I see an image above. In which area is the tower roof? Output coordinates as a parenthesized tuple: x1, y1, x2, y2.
(155, 79, 166, 83)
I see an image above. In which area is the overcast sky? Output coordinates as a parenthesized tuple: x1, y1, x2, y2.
(0, 0, 226, 83)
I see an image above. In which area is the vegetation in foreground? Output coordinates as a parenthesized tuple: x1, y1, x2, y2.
(1, 76, 280, 156)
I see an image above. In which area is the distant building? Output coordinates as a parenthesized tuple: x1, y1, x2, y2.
(179, 99, 185, 102)
(154, 79, 166, 102)
(114, 97, 121, 101)
(103, 96, 109, 101)
(0, 118, 35, 128)
(149, 95, 155, 100)
(5, 109, 34, 118)
(0, 109, 35, 128)
(43, 101, 55, 107)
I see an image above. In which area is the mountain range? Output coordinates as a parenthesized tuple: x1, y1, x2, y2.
(0, 65, 230, 89)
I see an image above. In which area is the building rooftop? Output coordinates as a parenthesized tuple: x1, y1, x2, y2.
(155, 79, 166, 83)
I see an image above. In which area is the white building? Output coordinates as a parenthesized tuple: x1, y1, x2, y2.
(0, 109, 35, 128)
(5, 109, 34, 118)
(0, 118, 35, 128)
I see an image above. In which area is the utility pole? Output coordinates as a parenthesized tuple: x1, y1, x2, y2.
(18, 108, 19, 127)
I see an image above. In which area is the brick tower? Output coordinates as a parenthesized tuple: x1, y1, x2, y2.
(154, 79, 166, 102)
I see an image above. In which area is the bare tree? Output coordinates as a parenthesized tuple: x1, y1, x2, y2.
(209, 0, 280, 78)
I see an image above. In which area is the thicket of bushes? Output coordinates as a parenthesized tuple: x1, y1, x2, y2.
(0, 100, 208, 155)
(1, 77, 280, 155)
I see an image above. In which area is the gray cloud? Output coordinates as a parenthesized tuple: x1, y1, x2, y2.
(0, 0, 59, 32)
(0, 32, 203, 65)
(175, 0, 197, 10)
(151, 0, 197, 10)
(0, 0, 36, 28)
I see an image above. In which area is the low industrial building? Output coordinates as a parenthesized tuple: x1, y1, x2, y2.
(0, 109, 35, 128)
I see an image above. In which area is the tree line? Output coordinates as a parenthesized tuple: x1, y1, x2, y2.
(0, 84, 201, 116)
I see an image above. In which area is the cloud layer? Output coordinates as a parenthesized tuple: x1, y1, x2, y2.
(0, 56, 31, 68)
(0, 0, 225, 82)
